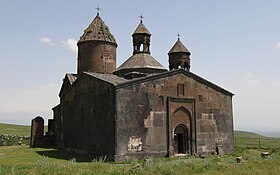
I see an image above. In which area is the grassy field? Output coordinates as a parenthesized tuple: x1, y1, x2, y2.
(1, 124, 280, 174)
(235, 130, 280, 149)
(0, 123, 49, 146)
(234, 130, 266, 138)
(0, 123, 31, 136)
(0, 123, 31, 146)
(1, 145, 280, 175)
(0, 123, 48, 136)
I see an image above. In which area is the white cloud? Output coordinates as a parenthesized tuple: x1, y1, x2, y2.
(242, 72, 253, 80)
(60, 38, 78, 53)
(276, 42, 280, 48)
(40, 37, 55, 46)
(39, 37, 78, 53)
(242, 72, 260, 85)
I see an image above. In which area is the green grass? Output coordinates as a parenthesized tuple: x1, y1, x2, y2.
(0, 123, 32, 146)
(235, 130, 280, 149)
(234, 130, 267, 138)
(0, 123, 48, 136)
(0, 123, 31, 136)
(0, 123, 49, 146)
(1, 145, 280, 175)
(1, 125, 280, 174)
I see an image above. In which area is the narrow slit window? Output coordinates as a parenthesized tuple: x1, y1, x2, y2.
(159, 95, 164, 107)
(198, 95, 203, 102)
(177, 84, 184, 96)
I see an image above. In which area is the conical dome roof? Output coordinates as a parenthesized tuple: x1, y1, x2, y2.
(168, 38, 190, 54)
(116, 53, 166, 71)
(78, 14, 117, 45)
(132, 20, 151, 36)
(114, 53, 167, 78)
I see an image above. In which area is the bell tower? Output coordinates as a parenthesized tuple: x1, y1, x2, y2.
(168, 35, 191, 71)
(132, 15, 151, 55)
(77, 10, 117, 74)
(113, 15, 167, 78)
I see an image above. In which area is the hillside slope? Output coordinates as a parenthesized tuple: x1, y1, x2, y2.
(0, 123, 31, 136)
(234, 130, 266, 138)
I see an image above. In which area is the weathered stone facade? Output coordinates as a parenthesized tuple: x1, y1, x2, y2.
(114, 70, 233, 161)
(34, 13, 234, 162)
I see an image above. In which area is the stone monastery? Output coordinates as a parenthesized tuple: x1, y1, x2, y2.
(30, 12, 234, 162)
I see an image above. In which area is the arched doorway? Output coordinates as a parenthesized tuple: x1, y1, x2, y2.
(174, 124, 189, 154)
(167, 99, 196, 156)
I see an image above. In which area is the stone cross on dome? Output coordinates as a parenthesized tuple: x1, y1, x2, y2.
(177, 33, 181, 40)
(139, 14, 144, 23)
(96, 6, 101, 15)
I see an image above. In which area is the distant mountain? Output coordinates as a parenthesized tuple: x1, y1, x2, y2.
(234, 130, 266, 138)
(234, 130, 280, 138)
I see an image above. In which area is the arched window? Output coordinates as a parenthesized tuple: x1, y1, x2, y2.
(158, 95, 164, 107)
(177, 84, 185, 97)
(139, 43, 144, 51)
(198, 95, 203, 102)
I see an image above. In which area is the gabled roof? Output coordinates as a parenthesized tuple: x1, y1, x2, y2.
(78, 14, 117, 45)
(66, 73, 77, 85)
(116, 69, 234, 97)
(115, 53, 167, 72)
(132, 20, 151, 36)
(59, 70, 233, 98)
(59, 72, 127, 97)
(168, 38, 190, 54)
(84, 72, 128, 86)
(59, 73, 77, 97)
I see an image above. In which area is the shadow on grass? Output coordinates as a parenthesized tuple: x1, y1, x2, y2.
(35, 149, 96, 162)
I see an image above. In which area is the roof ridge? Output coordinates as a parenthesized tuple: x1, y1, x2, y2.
(84, 72, 128, 85)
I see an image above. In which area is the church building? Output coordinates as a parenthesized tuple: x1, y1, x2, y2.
(34, 12, 234, 161)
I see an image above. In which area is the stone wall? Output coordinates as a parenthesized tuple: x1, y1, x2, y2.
(77, 41, 116, 74)
(115, 83, 167, 161)
(30, 116, 55, 148)
(52, 104, 62, 146)
(115, 71, 233, 160)
(60, 74, 116, 158)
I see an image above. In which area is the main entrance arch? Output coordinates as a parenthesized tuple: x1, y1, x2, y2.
(167, 97, 196, 156)
(174, 124, 189, 154)
(170, 106, 193, 155)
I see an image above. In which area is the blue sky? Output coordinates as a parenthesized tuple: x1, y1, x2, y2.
(0, 1, 280, 132)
